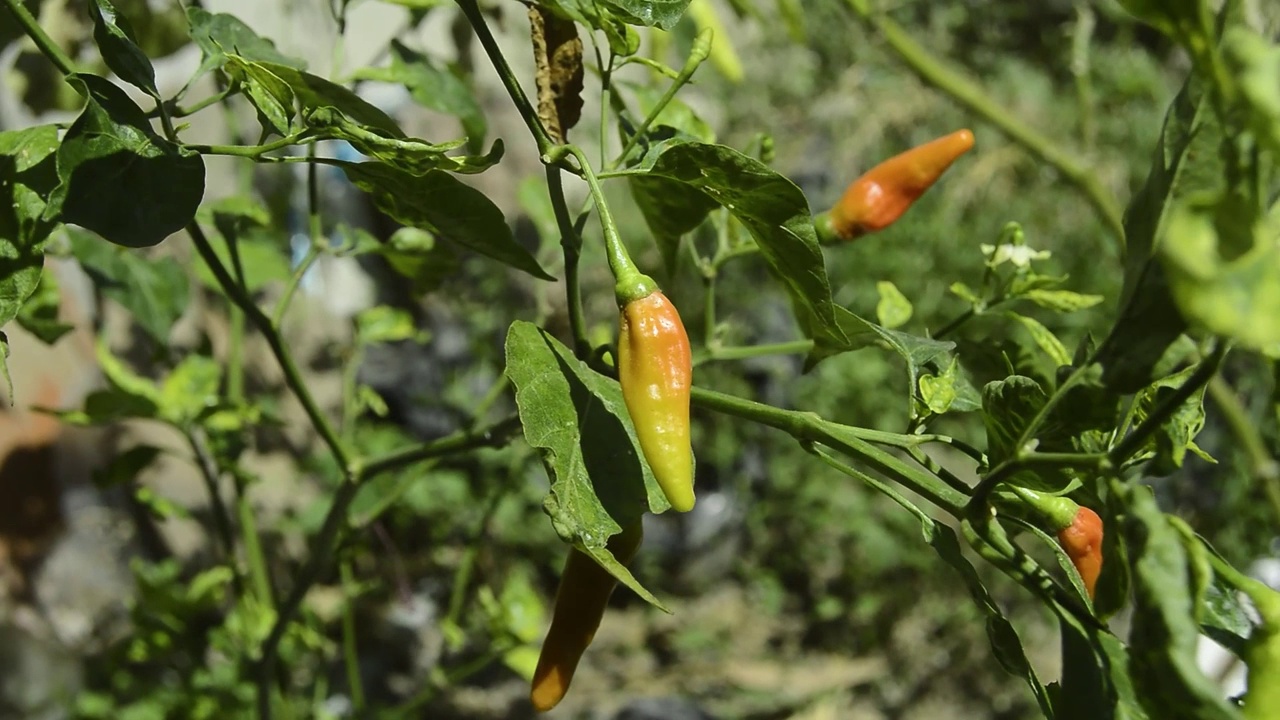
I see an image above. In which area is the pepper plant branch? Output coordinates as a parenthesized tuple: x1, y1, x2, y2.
(846, 0, 1126, 252)
(454, 0, 554, 153)
(690, 386, 967, 515)
(968, 451, 1109, 512)
(1108, 340, 1227, 466)
(563, 145, 637, 288)
(1206, 376, 1280, 526)
(809, 443, 936, 528)
(186, 134, 314, 158)
(188, 222, 352, 472)
(3, 0, 77, 76)
(184, 428, 242, 590)
(546, 166, 591, 359)
(613, 28, 711, 168)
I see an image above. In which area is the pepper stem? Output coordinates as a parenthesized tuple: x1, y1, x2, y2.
(1009, 486, 1080, 532)
(563, 144, 658, 305)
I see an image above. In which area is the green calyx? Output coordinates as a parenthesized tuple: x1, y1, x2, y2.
(615, 270, 659, 306)
(813, 210, 842, 245)
(1010, 486, 1081, 532)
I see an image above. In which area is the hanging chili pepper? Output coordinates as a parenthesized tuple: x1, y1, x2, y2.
(1056, 505, 1104, 600)
(817, 128, 975, 242)
(617, 288, 695, 512)
(1011, 487, 1104, 599)
(531, 522, 645, 712)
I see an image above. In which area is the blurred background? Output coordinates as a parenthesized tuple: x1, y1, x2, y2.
(2, 0, 1279, 718)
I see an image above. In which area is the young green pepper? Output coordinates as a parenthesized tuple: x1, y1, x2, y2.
(817, 128, 975, 242)
(530, 522, 645, 712)
(617, 288, 695, 512)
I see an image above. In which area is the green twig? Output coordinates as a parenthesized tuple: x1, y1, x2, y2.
(690, 386, 967, 515)
(272, 242, 322, 326)
(1206, 375, 1280, 526)
(340, 559, 366, 713)
(454, 0, 554, 153)
(613, 28, 711, 167)
(3, 0, 77, 76)
(546, 166, 591, 359)
(185, 429, 241, 590)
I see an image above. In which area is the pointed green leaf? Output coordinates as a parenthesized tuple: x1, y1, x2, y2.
(46, 75, 205, 248)
(340, 162, 553, 280)
(88, 0, 158, 96)
(504, 320, 669, 611)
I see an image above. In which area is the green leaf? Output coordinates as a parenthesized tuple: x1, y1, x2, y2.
(305, 106, 500, 175)
(1223, 27, 1280, 155)
(383, 40, 487, 153)
(0, 124, 62, 336)
(224, 55, 296, 136)
(504, 320, 669, 611)
(46, 75, 205, 249)
(356, 305, 426, 345)
(600, 0, 691, 29)
(93, 444, 162, 488)
(928, 522, 1055, 717)
(160, 354, 220, 425)
(1007, 312, 1072, 367)
(260, 62, 405, 138)
(1129, 362, 1212, 472)
(377, 227, 460, 294)
(88, 0, 158, 96)
(68, 227, 189, 344)
(1123, 485, 1244, 720)
(919, 357, 961, 415)
(831, 307, 981, 414)
(1160, 193, 1280, 353)
(637, 142, 846, 355)
(982, 376, 1076, 491)
(628, 176, 717, 276)
(186, 6, 305, 78)
(1096, 74, 1219, 392)
(16, 266, 74, 344)
(1021, 289, 1105, 313)
(340, 162, 554, 280)
(875, 280, 913, 329)
(1056, 611, 1150, 720)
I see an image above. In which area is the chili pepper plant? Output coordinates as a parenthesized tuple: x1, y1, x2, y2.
(3, 0, 1280, 717)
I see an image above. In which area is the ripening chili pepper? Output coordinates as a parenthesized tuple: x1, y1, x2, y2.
(1056, 506, 1104, 600)
(818, 129, 975, 242)
(1011, 487, 1103, 600)
(530, 522, 645, 712)
(617, 289, 695, 512)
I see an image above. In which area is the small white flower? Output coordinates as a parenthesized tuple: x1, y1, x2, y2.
(981, 243, 1051, 268)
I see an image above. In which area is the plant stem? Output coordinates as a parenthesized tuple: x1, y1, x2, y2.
(547, 166, 591, 358)
(445, 490, 503, 629)
(969, 452, 1108, 512)
(564, 145, 644, 291)
(273, 242, 322, 326)
(847, 0, 1126, 252)
(690, 386, 967, 515)
(704, 339, 815, 362)
(1206, 375, 1280, 526)
(455, 0, 554, 153)
(340, 559, 366, 713)
(185, 429, 241, 590)
(810, 444, 936, 527)
(357, 414, 522, 480)
(186, 134, 312, 158)
(3, 0, 77, 76)
(613, 29, 710, 167)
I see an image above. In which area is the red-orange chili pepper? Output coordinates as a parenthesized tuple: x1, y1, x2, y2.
(819, 129, 975, 242)
(1056, 506, 1104, 600)
(530, 522, 644, 712)
(617, 289, 695, 513)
